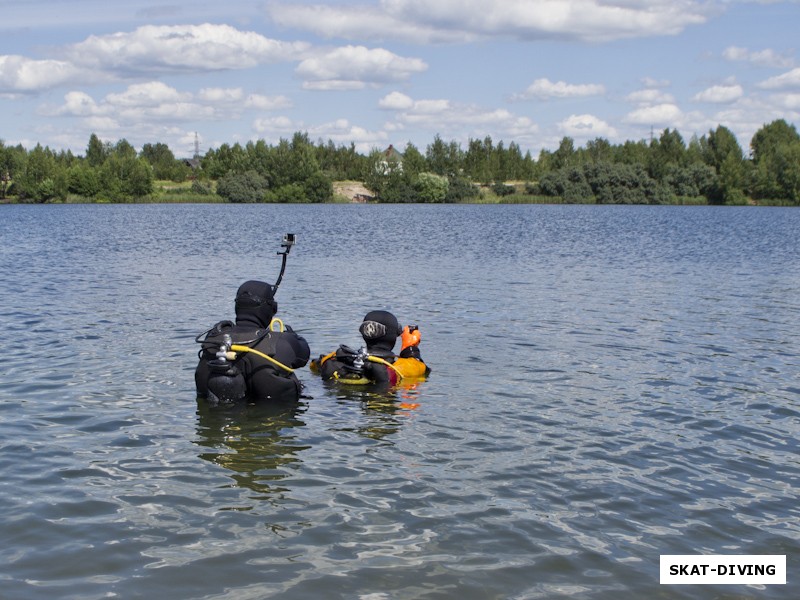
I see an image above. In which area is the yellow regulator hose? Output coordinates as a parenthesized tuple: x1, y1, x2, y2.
(366, 355, 404, 378)
(230, 344, 294, 374)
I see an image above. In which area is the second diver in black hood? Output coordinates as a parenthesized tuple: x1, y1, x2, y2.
(311, 310, 429, 387)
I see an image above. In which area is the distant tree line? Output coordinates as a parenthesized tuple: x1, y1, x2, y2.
(365, 121, 800, 205)
(1, 119, 799, 204)
(0, 136, 158, 203)
(531, 121, 800, 205)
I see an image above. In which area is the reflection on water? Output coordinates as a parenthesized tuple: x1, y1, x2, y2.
(195, 400, 309, 504)
(320, 380, 426, 441)
(194, 378, 427, 505)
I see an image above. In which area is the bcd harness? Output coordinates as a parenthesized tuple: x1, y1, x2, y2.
(316, 345, 404, 384)
(197, 318, 295, 375)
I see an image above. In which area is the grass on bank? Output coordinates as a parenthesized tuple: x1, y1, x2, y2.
(154, 180, 224, 203)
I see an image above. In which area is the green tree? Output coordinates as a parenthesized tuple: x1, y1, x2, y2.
(17, 144, 66, 202)
(244, 139, 271, 177)
(92, 140, 154, 200)
(585, 163, 671, 205)
(685, 135, 706, 166)
(648, 128, 686, 181)
(401, 142, 427, 178)
(264, 183, 306, 203)
(315, 139, 366, 180)
(702, 126, 745, 204)
(491, 181, 515, 197)
(114, 139, 137, 161)
(539, 166, 593, 203)
(464, 137, 494, 184)
(775, 142, 800, 203)
(99, 152, 154, 201)
(426, 135, 461, 177)
(703, 126, 743, 171)
(504, 141, 528, 180)
(615, 139, 650, 167)
(264, 134, 322, 189)
(414, 172, 449, 203)
(67, 162, 101, 198)
(216, 170, 269, 203)
(585, 138, 614, 164)
(0, 141, 25, 199)
(86, 133, 106, 167)
(665, 163, 716, 198)
(749, 120, 800, 202)
(535, 148, 554, 177)
(750, 119, 800, 164)
(202, 143, 248, 179)
(445, 176, 480, 202)
(141, 142, 187, 181)
(303, 171, 334, 203)
(552, 137, 577, 170)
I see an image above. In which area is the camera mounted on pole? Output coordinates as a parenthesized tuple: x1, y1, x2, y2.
(273, 233, 296, 291)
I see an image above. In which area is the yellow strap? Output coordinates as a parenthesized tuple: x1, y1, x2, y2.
(332, 370, 372, 385)
(230, 344, 294, 373)
(269, 318, 285, 332)
(317, 350, 336, 367)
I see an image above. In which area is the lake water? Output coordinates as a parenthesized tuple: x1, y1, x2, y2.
(0, 203, 798, 599)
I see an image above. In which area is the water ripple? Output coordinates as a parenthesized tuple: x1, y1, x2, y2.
(1, 204, 799, 599)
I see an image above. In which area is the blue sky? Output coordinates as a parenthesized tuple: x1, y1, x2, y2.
(2, 0, 799, 159)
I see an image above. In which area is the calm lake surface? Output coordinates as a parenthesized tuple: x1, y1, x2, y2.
(0, 203, 798, 599)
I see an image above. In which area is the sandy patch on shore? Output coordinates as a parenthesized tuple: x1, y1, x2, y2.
(333, 181, 374, 202)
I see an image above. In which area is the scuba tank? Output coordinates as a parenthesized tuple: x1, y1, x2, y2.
(331, 345, 374, 384)
(205, 334, 247, 405)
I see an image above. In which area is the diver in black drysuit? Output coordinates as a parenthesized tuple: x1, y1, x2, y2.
(195, 280, 310, 404)
(315, 310, 429, 385)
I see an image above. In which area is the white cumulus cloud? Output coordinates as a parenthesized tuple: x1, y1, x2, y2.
(379, 91, 415, 110)
(759, 67, 800, 90)
(692, 84, 744, 104)
(66, 23, 309, 75)
(626, 88, 675, 105)
(559, 114, 618, 138)
(50, 80, 289, 127)
(268, 0, 711, 44)
(1, 23, 311, 94)
(105, 81, 192, 107)
(0, 55, 83, 93)
(197, 87, 291, 110)
(514, 78, 605, 100)
(253, 116, 295, 136)
(199, 87, 245, 103)
(723, 46, 794, 69)
(624, 103, 684, 126)
(296, 45, 427, 90)
(377, 91, 539, 144)
(245, 94, 292, 110)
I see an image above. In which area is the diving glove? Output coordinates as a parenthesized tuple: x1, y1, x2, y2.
(401, 325, 421, 350)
